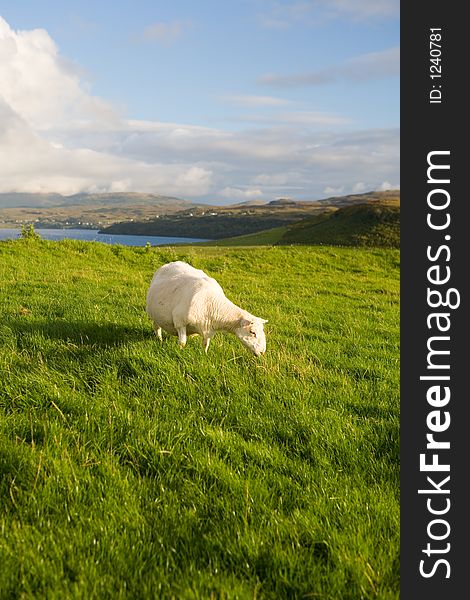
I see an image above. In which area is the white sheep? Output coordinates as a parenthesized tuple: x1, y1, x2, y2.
(146, 261, 267, 356)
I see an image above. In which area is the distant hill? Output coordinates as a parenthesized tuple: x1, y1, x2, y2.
(232, 199, 268, 207)
(1, 189, 400, 240)
(0, 193, 65, 208)
(100, 189, 399, 240)
(0, 191, 192, 209)
(277, 201, 400, 247)
(0, 188, 398, 210)
(59, 192, 189, 208)
(193, 195, 400, 248)
(0, 192, 199, 229)
(314, 189, 400, 208)
(268, 198, 297, 206)
(101, 214, 301, 239)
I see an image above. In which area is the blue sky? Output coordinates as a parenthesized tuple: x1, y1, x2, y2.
(0, 1, 399, 203)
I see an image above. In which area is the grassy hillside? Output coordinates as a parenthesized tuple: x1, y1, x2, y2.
(197, 201, 400, 248)
(197, 226, 289, 247)
(99, 190, 400, 241)
(0, 239, 400, 599)
(101, 214, 306, 240)
(278, 203, 400, 247)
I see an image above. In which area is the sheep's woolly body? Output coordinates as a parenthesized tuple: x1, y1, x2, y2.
(146, 261, 267, 355)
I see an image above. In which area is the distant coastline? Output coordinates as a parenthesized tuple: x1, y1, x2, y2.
(0, 228, 208, 246)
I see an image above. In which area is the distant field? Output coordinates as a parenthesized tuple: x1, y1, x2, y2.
(197, 226, 289, 247)
(0, 239, 400, 599)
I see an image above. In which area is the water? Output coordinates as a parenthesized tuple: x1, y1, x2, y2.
(0, 228, 209, 246)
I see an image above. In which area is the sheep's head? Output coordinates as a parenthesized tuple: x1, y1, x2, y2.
(235, 316, 268, 356)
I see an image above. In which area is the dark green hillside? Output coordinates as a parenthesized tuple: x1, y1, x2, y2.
(277, 202, 400, 247)
(102, 213, 301, 239)
(99, 190, 400, 241)
(198, 201, 400, 248)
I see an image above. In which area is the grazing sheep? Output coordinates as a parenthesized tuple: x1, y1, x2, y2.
(146, 261, 267, 355)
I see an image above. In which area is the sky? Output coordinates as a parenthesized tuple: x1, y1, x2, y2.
(0, 1, 399, 203)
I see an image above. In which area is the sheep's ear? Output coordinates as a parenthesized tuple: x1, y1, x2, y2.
(260, 318, 268, 324)
(239, 317, 252, 328)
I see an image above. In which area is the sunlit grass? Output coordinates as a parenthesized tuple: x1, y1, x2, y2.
(0, 239, 399, 599)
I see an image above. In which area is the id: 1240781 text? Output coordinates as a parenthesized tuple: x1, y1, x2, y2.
(429, 28, 443, 104)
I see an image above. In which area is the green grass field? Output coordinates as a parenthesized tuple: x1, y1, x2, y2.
(197, 226, 289, 247)
(0, 238, 400, 599)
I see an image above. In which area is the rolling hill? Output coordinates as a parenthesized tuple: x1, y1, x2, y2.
(0, 189, 400, 245)
(277, 201, 400, 247)
(0, 193, 65, 209)
(0, 192, 192, 209)
(195, 197, 400, 248)
(100, 190, 399, 240)
(0, 192, 200, 229)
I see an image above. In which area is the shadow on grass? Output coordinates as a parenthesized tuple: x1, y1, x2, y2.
(5, 317, 153, 348)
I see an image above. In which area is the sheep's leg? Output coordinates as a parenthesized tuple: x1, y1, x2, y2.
(153, 324, 163, 341)
(176, 326, 187, 348)
(202, 337, 211, 353)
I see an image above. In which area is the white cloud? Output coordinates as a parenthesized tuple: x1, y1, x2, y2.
(220, 187, 264, 200)
(0, 96, 212, 196)
(260, 3, 311, 29)
(139, 20, 191, 45)
(352, 182, 366, 193)
(0, 17, 212, 196)
(324, 185, 344, 195)
(0, 17, 399, 202)
(268, 111, 349, 125)
(327, 0, 399, 21)
(260, 47, 399, 87)
(259, 0, 399, 29)
(0, 17, 119, 131)
(380, 180, 399, 191)
(220, 94, 292, 107)
(253, 173, 289, 185)
(230, 111, 350, 127)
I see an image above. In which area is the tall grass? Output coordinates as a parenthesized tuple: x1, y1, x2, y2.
(0, 239, 400, 599)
